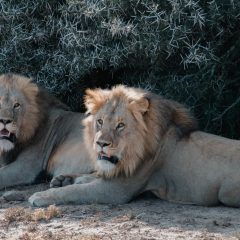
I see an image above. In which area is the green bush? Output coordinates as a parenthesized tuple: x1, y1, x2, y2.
(0, 0, 239, 138)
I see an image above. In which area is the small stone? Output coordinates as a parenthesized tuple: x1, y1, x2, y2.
(2, 190, 25, 201)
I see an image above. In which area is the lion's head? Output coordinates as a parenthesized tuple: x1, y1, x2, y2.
(0, 74, 47, 154)
(83, 85, 198, 178)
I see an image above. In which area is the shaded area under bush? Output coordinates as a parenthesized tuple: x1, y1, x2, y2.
(0, 0, 239, 138)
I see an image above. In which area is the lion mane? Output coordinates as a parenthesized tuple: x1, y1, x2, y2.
(83, 85, 198, 178)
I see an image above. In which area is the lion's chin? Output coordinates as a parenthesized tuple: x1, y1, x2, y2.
(96, 159, 116, 174)
(0, 139, 15, 153)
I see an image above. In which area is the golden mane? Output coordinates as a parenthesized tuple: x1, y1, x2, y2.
(83, 85, 198, 178)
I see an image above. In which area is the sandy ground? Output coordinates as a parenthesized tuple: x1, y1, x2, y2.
(1, 184, 240, 240)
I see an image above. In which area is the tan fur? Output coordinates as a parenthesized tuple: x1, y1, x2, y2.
(29, 86, 240, 208)
(0, 74, 94, 188)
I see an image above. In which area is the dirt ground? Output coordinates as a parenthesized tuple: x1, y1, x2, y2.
(1, 184, 240, 240)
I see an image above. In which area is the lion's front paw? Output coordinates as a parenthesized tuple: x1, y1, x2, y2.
(50, 175, 74, 188)
(28, 192, 53, 207)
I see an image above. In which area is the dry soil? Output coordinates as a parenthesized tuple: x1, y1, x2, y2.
(1, 183, 240, 240)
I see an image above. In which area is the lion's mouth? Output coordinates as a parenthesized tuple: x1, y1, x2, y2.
(98, 152, 119, 164)
(0, 129, 16, 143)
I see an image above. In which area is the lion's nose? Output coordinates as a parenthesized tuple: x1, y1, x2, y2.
(96, 141, 111, 148)
(0, 119, 13, 125)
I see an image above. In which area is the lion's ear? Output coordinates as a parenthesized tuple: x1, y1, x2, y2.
(129, 97, 149, 131)
(129, 97, 149, 115)
(84, 88, 109, 114)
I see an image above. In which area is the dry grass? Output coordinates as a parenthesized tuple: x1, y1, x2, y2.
(3, 205, 61, 224)
(3, 207, 32, 223)
(33, 205, 61, 221)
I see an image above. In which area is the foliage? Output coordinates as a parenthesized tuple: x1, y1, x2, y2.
(0, 0, 239, 138)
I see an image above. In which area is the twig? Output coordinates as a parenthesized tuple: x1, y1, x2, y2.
(212, 96, 240, 121)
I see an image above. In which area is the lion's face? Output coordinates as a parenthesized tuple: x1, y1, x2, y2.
(83, 86, 151, 177)
(0, 74, 42, 154)
(92, 100, 144, 175)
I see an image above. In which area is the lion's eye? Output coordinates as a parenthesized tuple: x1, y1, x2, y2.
(116, 122, 125, 130)
(14, 103, 20, 109)
(97, 119, 103, 126)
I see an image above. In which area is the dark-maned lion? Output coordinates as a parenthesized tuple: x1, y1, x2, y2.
(29, 85, 240, 207)
(0, 74, 94, 190)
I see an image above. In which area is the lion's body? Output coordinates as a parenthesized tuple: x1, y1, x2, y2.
(147, 130, 240, 206)
(0, 74, 94, 190)
(29, 86, 240, 207)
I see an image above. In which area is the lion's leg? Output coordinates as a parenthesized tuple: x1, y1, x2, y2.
(29, 176, 144, 207)
(74, 173, 99, 184)
(0, 157, 42, 190)
(50, 173, 98, 188)
(218, 181, 240, 207)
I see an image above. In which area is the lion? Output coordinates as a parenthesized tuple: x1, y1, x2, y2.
(29, 85, 240, 207)
(0, 73, 95, 190)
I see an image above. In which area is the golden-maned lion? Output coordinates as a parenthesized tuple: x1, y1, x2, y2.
(0, 73, 94, 190)
(29, 85, 240, 207)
